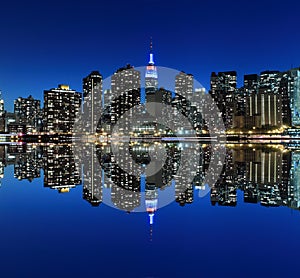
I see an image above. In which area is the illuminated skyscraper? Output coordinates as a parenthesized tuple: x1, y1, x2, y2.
(0, 91, 5, 132)
(145, 39, 158, 95)
(286, 68, 300, 127)
(44, 84, 81, 133)
(108, 64, 140, 129)
(14, 95, 42, 133)
(209, 71, 237, 129)
(244, 74, 259, 94)
(82, 71, 103, 133)
(259, 70, 281, 93)
(0, 91, 4, 117)
(247, 92, 282, 128)
(174, 72, 202, 133)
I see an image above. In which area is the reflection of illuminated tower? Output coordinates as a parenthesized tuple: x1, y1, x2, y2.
(145, 38, 158, 95)
(289, 151, 300, 208)
(98, 144, 141, 211)
(43, 145, 81, 193)
(210, 149, 237, 206)
(145, 183, 158, 240)
(82, 144, 102, 206)
(14, 144, 42, 181)
(0, 145, 5, 187)
(285, 68, 300, 127)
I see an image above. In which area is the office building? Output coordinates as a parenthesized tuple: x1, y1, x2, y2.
(145, 39, 158, 95)
(14, 95, 42, 133)
(209, 71, 237, 129)
(44, 84, 81, 133)
(82, 71, 103, 133)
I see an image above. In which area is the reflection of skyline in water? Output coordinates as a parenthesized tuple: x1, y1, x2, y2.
(1, 143, 300, 215)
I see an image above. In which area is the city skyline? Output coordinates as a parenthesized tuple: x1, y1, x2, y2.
(1, 62, 300, 113)
(1, 63, 300, 136)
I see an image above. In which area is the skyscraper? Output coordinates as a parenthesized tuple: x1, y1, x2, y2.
(14, 95, 42, 133)
(0, 91, 4, 117)
(244, 74, 259, 94)
(259, 70, 281, 93)
(82, 71, 103, 133)
(0, 91, 5, 132)
(234, 74, 259, 128)
(209, 71, 237, 129)
(278, 72, 292, 127)
(110, 64, 141, 126)
(111, 64, 140, 96)
(286, 68, 300, 127)
(174, 72, 202, 133)
(175, 71, 194, 97)
(246, 92, 282, 129)
(145, 39, 158, 95)
(44, 84, 81, 133)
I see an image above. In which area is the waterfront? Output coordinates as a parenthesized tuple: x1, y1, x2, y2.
(0, 142, 300, 277)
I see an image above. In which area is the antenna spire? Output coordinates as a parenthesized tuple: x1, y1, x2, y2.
(148, 37, 154, 65)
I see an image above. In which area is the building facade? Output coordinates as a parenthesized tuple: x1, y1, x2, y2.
(209, 71, 237, 129)
(14, 95, 42, 133)
(82, 71, 103, 133)
(145, 40, 158, 95)
(43, 84, 81, 133)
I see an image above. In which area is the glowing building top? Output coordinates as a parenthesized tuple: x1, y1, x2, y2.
(145, 38, 158, 94)
(148, 38, 154, 65)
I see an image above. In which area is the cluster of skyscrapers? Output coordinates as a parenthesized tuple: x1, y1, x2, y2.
(0, 43, 299, 135)
(210, 68, 300, 131)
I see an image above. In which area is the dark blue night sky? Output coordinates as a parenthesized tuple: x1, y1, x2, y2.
(1, 0, 300, 110)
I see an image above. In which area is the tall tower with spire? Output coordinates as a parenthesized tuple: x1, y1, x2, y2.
(0, 91, 4, 117)
(145, 38, 158, 95)
(0, 91, 4, 133)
